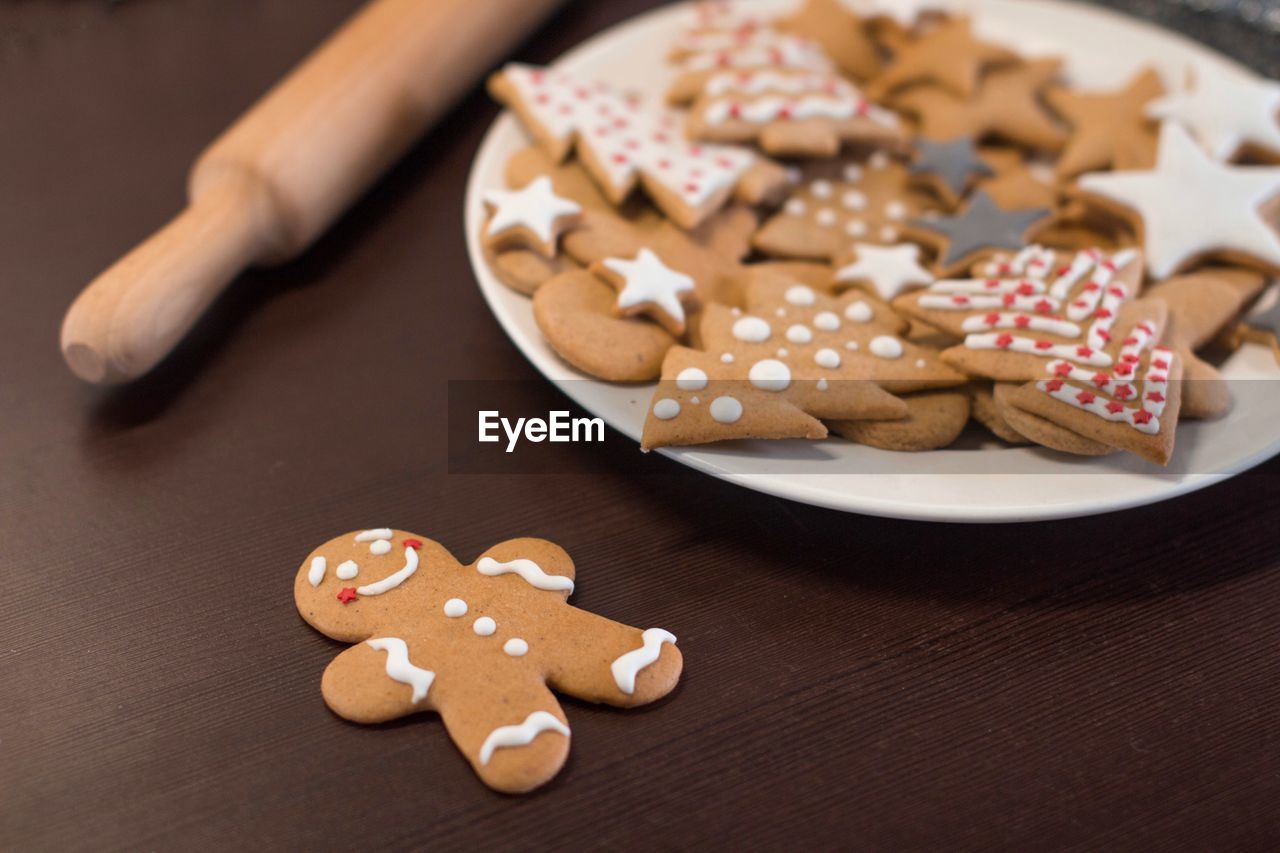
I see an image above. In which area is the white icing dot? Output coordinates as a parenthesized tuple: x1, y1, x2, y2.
(815, 208, 837, 227)
(817, 378, 829, 391)
(710, 396, 743, 423)
(776, 347, 789, 358)
(845, 219, 867, 237)
(749, 359, 792, 392)
(846, 340, 860, 351)
(732, 316, 772, 342)
(880, 225, 898, 242)
(785, 285, 816, 306)
(503, 638, 529, 657)
(473, 617, 497, 636)
(720, 353, 735, 364)
(369, 539, 392, 556)
(690, 396, 700, 405)
(784, 198, 807, 216)
(844, 301, 874, 323)
(885, 201, 907, 220)
(731, 307, 742, 316)
(842, 190, 867, 211)
(775, 307, 787, 317)
(676, 367, 708, 391)
(869, 335, 904, 359)
(786, 324, 813, 344)
(336, 560, 358, 580)
(869, 151, 890, 170)
(842, 164, 864, 182)
(653, 398, 681, 420)
(814, 348, 841, 369)
(813, 311, 840, 332)
(443, 598, 468, 618)
(915, 358, 927, 368)
(810, 179, 833, 198)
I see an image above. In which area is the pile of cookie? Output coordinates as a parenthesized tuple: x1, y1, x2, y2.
(480, 0, 1280, 466)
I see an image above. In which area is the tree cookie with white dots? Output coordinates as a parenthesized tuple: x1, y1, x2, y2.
(296, 529, 682, 794)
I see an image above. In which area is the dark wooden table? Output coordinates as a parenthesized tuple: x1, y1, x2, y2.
(3, 1, 1279, 849)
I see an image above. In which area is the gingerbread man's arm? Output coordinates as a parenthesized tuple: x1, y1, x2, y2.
(541, 605, 683, 708)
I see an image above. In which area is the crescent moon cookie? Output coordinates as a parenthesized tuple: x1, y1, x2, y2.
(1073, 121, 1280, 278)
(296, 532, 682, 794)
(487, 64, 788, 229)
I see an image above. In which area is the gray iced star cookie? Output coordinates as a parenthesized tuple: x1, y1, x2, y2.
(907, 191, 1049, 275)
(908, 138, 994, 208)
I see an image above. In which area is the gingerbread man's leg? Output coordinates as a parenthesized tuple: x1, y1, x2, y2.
(541, 606, 683, 708)
(321, 640, 438, 724)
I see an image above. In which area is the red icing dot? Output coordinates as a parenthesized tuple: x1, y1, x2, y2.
(1077, 390, 1096, 405)
(1014, 315, 1031, 328)
(985, 279, 1000, 289)
(1114, 385, 1134, 400)
(983, 312, 1000, 326)
(684, 183, 700, 194)
(1097, 330, 1112, 342)
(1148, 374, 1167, 383)
(778, 105, 793, 119)
(337, 587, 358, 604)
(1102, 260, 1117, 271)
(1109, 286, 1126, 297)
(612, 153, 628, 164)
(1016, 283, 1035, 296)
(995, 333, 1014, 348)
(1002, 294, 1016, 307)
(1056, 265, 1071, 276)
(1046, 378, 1065, 392)
(1084, 281, 1101, 292)
(1115, 364, 1133, 377)
(1152, 358, 1169, 370)
(1034, 300, 1053, 314)
(1038, 340, 1056, 352)
(1147, 388, 1166, 400)
(1053, 361, 1072, 375)
(1123, 336, 1138, 346)
(1096, 308, 1112, 319)
(1092, 372, 1110, 386)
(729, 103, 742, 118)
(1133, 410, 1154, 425)
(1076, 346, 1094, 358)
(953, 295, 970, 306)
(1106, 401, 1125, 414)
(403, 539, 423, 550)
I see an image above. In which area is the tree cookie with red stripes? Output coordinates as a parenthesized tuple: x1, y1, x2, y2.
(296, 530, 681, 794)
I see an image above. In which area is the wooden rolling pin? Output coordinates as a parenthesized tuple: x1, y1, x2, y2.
(61, 0, 563, 384)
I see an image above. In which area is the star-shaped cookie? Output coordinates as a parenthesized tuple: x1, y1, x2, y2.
(1146, 67, 1280, 162)
(483, 176, 583, 257)
(1046, 67, 1164, 179)
(908, 137, 995, 208)
(592, 249, 697, 335)
(868, 16, 1019, 99)
(834, 243, 935, 300)
(906, 190, 1051, 275)
(776, 0, 882, 81)
(1075, 121, 1280, 277)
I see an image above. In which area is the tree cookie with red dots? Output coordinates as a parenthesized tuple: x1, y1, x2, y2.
(296, 529, 681, 794)
(893, 245, 1146, 382)
(488, 63, 788, 229)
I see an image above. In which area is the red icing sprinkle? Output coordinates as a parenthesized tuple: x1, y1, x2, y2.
(1096, 308, 1112, 319)
(1092, 372, 1110, 386)
(1002, 294, 1016, 307)
(1076, 346, 1094, 357)
(729, 103, 742, 118)
(1098, 330, 1112, 342)
(1053, 361, 1072, 375)
(1016, 283, 1035, 296)
(778, 106, 793, 119)
(1056, 265, 1071, 276)
(995, 333, 1014, 348)
(1046, 378, 1065, 392)
(1115, 363, 1134, 377)
(1077, 391, 1096, 405)
(1102, 260, 1117, 271)
(1109, 286, 1125, 297)
(1148, 374, 1167, 384)
(612, 153, 628, 164)
(1123, 336, 1138, 345)
(1040, 341, 1058, 352)
(1114, 385, 1134, 400)
(1014, 315, 1031, 328)
(953, 295, 970, 306)
(403, 539, 423, 550)
(337, 588, 358, 604)
(1146, 391, 1166, 403)
(1133, 410, 1154, 425)
(985, 279, 1000, 289)
(685, 183, 700, 194)
(1122, 353, 1139, 364)
(1034, 300, 1053, 314)
(984, 312, 1000, 326)
(1152, 358, 1169, 370)
(1106, 401, 1125, 414)
(1084, 282, 1100, 292)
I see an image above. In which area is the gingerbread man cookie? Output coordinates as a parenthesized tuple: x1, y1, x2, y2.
(296, 530, 682, 794)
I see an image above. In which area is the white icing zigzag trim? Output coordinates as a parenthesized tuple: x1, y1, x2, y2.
(307, 556, 327, 587)
(611, 628, 677, 695)
(366, 637, 434, 704)
(357, 546, 419, 596)
(478, 711, 570, 766)
(476, 556, 574, 593)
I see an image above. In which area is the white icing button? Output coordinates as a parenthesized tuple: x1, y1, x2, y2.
(786, 324, 813, 344)
(846, 340, 860, 351)
(443, 598, 468, 618)
(842, 190, 867, 211)
(810, 179, 833, 198)
(784, 198, 807, 216)
(473, 617, 497, 636)
(785, 285, 816, 306)
(676, 367, 708, 391)
(709, 396, 743, 424)
(690, 396, 700, 405)
(749, 359, 791, 392)
(842, 164, 864, 182)
(815, 208, 837, 227)
(653, 398, 681, 420)
(813, 311, 840, 332)
(817, 378, 829, 391)
(369, 539, 392, 556)
(733, 316, 771, 342)
(845, 219, 867, 237)
(720, 353, 735, 364)
(503, 638, 529, 657)
(814, 348, 841, 369)
(869, 335, 904, 359)
(885, 201, 907, 220)
(844, 301, 874, 323)
(336, 560, 359, 580)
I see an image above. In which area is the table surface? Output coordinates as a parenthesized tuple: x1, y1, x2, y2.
(3, 1, 1279, 849)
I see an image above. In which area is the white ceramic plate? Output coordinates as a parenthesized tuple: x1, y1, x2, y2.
(464, 0, 1280, 522)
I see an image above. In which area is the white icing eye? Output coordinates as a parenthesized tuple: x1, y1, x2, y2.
(443, 598, 468, 618)
(675, 367, 708, 391)
(473, 617, 497, 636)
(786, 324, 813, 344)
(732, 316, 771, 343)
(813, 311, 840, 332)
(748, 359, 791, 392)
(369, 539, 392, 556)
(709, 396, 743, 424)
(845, 301, 874, 323)
(784, 285, 816, 306)
(336, 560, 359, 580)
(814, 348, 841, 369)
(652, 398, 681, 420)
(503, 638, 529, 657)
(869, 335, 904, 359)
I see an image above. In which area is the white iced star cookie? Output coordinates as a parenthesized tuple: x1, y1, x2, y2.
(483, 176, 583, 258)
(834, 243, 934, 300)
(1076, 122, 1280, 278)
(591, 249, 698, 335)
(1146, 68, 1280, 162)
